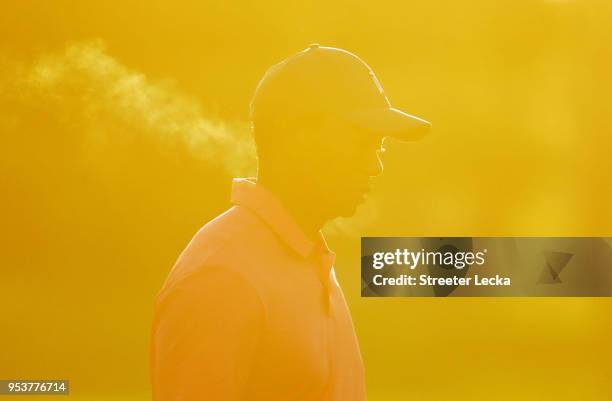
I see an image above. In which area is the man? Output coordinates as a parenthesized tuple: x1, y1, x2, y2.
(150, 43, 430, 401)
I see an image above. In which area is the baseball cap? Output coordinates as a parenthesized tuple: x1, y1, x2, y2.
(250, 43, 430, 141)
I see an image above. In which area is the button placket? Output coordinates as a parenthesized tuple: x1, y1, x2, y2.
(319, 251, 335, 316)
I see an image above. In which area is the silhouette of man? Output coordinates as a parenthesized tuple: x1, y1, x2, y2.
(150, 44, 430, 401)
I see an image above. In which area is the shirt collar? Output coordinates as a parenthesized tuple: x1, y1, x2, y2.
(230, 177, 333, 259)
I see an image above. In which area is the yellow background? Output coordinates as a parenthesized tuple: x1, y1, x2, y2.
(1, 1, 611, 400)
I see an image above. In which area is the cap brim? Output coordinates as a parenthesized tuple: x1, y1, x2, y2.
(350, 107, 431, 142)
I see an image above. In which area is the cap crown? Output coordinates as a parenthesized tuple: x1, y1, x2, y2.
(251, 44, 390, 124)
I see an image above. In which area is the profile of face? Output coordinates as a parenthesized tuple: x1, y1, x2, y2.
(286, 115, 385, 218)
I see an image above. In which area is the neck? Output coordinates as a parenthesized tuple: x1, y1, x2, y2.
(257, 174, 328, 240)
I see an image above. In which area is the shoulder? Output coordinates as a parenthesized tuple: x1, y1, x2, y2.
(156, 205, 273, 303)
(155, 264, 265, 315)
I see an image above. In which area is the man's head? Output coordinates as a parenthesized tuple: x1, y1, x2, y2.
(251, 44, 430, 219)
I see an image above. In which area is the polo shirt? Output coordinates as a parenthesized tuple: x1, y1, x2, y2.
(150, 177, 366, 401)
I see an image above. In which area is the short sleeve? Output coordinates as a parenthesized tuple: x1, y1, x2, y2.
(150, 266, 265, 401)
